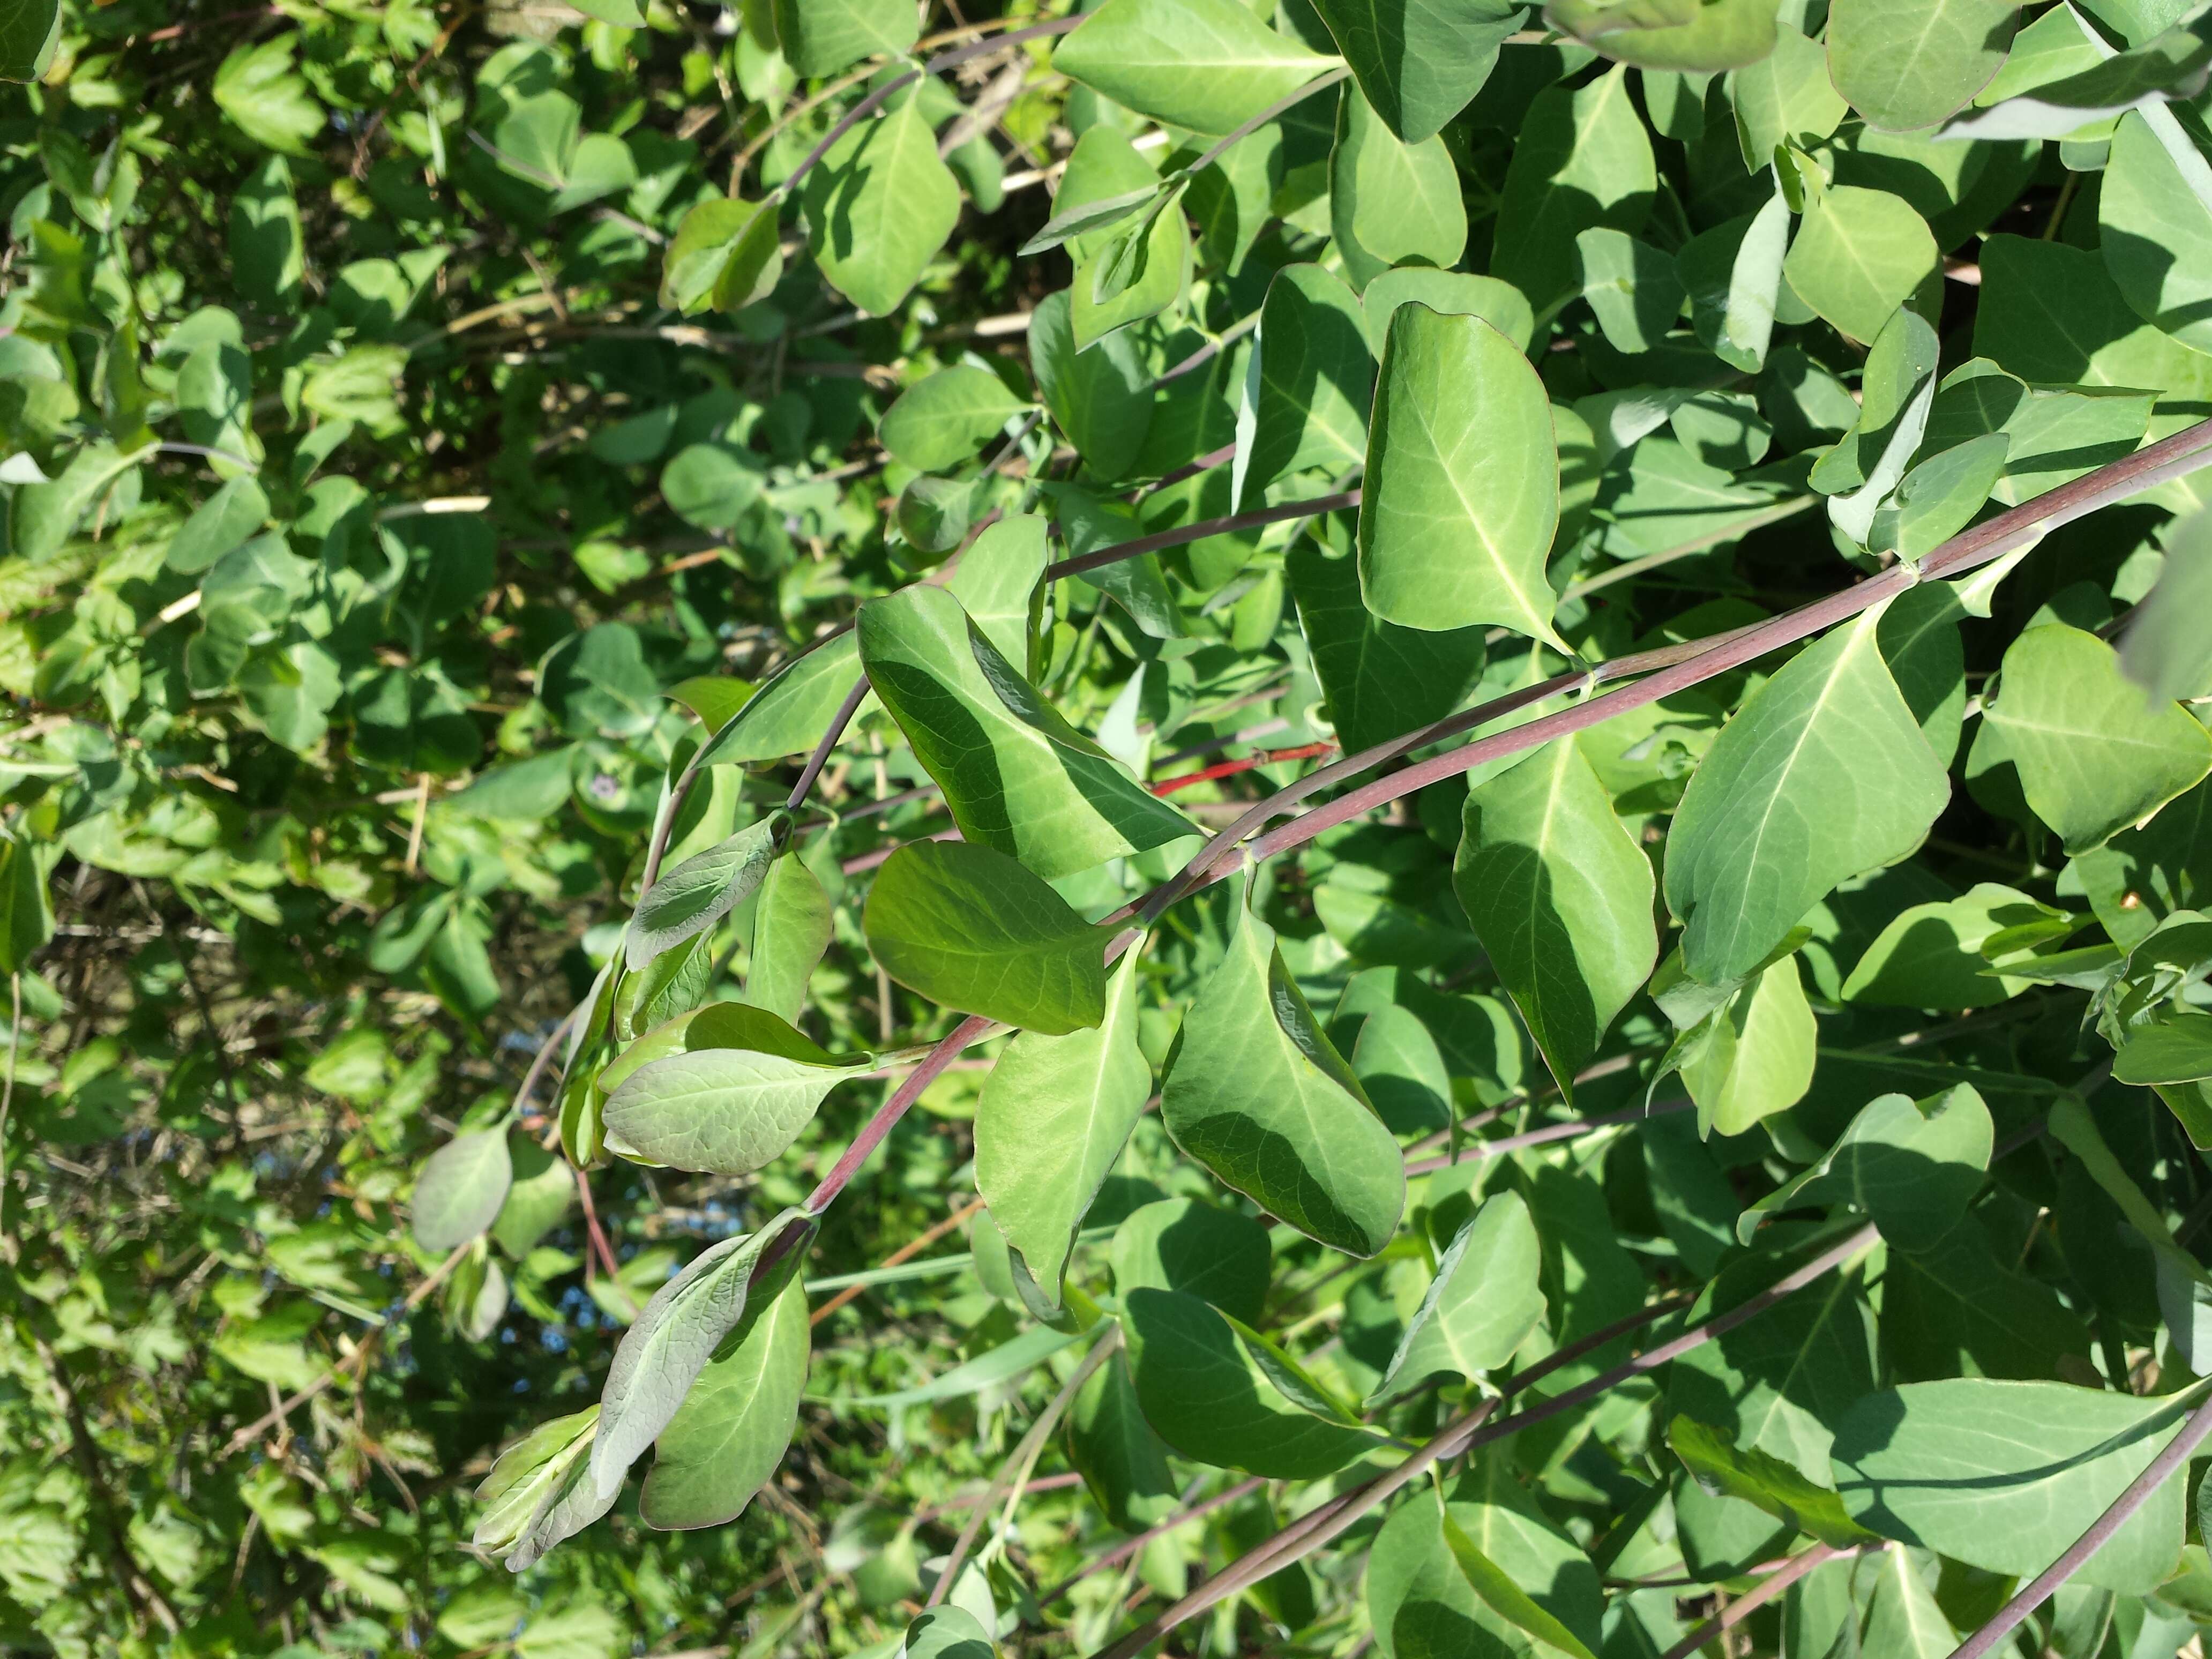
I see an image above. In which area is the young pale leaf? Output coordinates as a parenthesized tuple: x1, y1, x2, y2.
(975, 952, 1151, 1314)
(2101, 112, 2212, 356)
(659, 197, 781, 317)
(1371, 1191, 1545, 1401)
(1782, 185, 1938, 345)
(1329, 84, 1468, 292)
(1122, 1287, 1385, 1477)
(1682, 189, 1791, 372)
(1057, 131, 1189, 349)
(1051, 0, 1338, 137)
(1109, 1197, 1273, 1326)
(798, 94, 960, 318)
(1667, 609, 1950, 984)
(1160, 898, 1404, 1257)
(772, 0, 917, 77)
(856, 585, 1193, 878)
(1453, 739, 1657, 1101)
(1732, 20, 1848, 165)
(1667, 1417, 1877, 1550)
(1438, 1509, 1598, 1659)
(745, 853, 833, 1028)
(878, 367, 1028, 473)
(1358, 305, 1561, 644)
(863, 840, 1108, 1034)
(601, 1004, 869, 1176)
(589, 1208, 811, 1500)
(1548, 0, 1776, 69)
(1859, 1539, 1959, 1657)
(1737, 1086, 1991, 1250)
(1829, 0, 2019, 132)
(639, 1275, 808, 1530)
(1830, 1379, 2200, 1594)
(1308, 0, 1521, 145)
(1984, 624, 2212, 855)
(2121, 509, 2212, 704)
(1491, 65, 1656, 313)
(473, 1406, 617, 1571)
(1238, 263, 1373, 507)
(1946, 16, 2212, 140)
(1018, 182, 1160, 258)
(414, 1130, 514, 1252)
(626, 812, 787, 972)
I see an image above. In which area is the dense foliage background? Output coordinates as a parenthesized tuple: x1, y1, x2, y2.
(11, 0, 2212, 1656)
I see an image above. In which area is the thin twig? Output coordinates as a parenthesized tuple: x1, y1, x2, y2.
(1656, 1545, 1851, 1659)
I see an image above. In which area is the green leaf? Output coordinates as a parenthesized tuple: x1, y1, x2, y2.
(1160, 896, 1404, 1257)
(1029, 288, 1153, 480)
(1681, 189, 1792, 373)
(798, 93, 961, 318)
(1842, 879, 2067, 1009)
(589, 1208, 809, 1500)
(659, 197, 782, 317)
(627, 813, 787, 972)
(975, 952, 1149, 1313)
(1882, 1215, 2094, 1384)
(697, 634, 872, 767)
(895, 476, 975, 556)
(212, 35, 325, 156)
(166, 477, 267, 576)
(414, 1130, 514, 1253)
(1831, 1379, 2202, 1594)
(745, 853, 833, 1028)
(1576, 228, 1685, 356)
(1329, 84, 1469, 292)
(1667, 608, 1951, 984)
(1782, 185, 1938, 345)
(1667, 1417, 1877, 1551)
(1308, 0, 1522, 144)
(857, 585, 1193, 878)
(1067, 1349, 1178, 1530)
(639, 1275, 808, 1529)
(1984, 624, 2212, 855)
(1453, 739, 1657, 1100)
(945, 514, 1047, 670)
(772, 0, 916, 74)
(1491, 65, 1656, 314)
(1976, 235, 2212, 430)
(601, 1004, 869, 1176)
(1059, 131, 1192, 349)
(1371, 1192, 1545, 1401)
(1731, 19, 1849, 166)
(1122, 1287, 1385, 1477)
(2102, 111, 2212, 358)
(862, 840, 1107, 1034)
(0, 0, 58, 81)
(1359, 305, 1561, 643)
(1110, 1196, 1273, 1326)
(1737, 1086, 1991, 1250)
(492, 1137, 575, 1258)
(2116, 1015, 2212, 1085)
(1548, 0, 1776, 69)
(901, 1606, 995, 1659)
(1362, 267, 1536, 356)
(1052, 0, 1338, 137)
(1239, 263, 1373, 506)
(879, 367, 1028, 473)
(1827, 0, 2020, 131)
(2121, 509, 2212, 704)
(0, 833, 54, 979)
(10, 443, 144, 564)
(1288, 539, 1489, 754)
(1859, 1538, 1959, 1657)
(1438, 1508, 1598, 1659)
